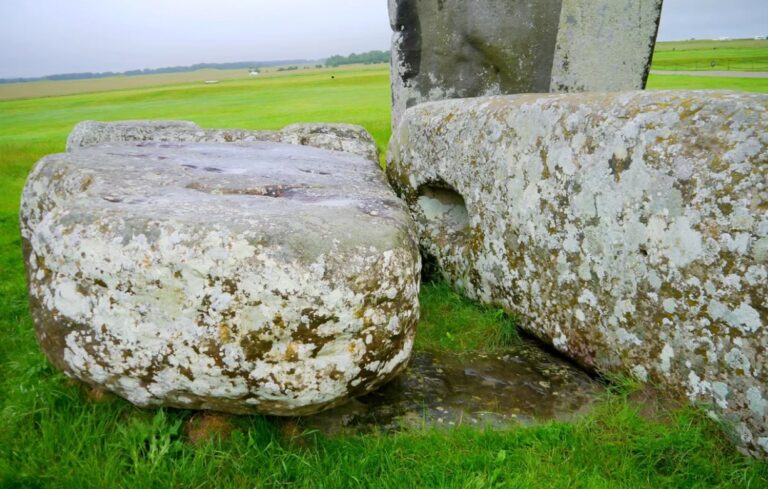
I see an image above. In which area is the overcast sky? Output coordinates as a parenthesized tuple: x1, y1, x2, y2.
(0, 0, 765, 79)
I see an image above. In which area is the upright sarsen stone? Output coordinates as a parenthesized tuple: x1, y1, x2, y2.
(388, 91, 768, 456)
(550, 0, 664, 92)
(389, 0, 664, 128)
(21, 142, 420, 415)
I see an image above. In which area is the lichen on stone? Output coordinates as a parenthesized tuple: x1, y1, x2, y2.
(388, 90, 768, 457)
(21, 141, 420, 416)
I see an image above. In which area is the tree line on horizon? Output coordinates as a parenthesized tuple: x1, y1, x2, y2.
(325, 50, 390, 68)
(0, 59, 317, 85)
(2, 49, 393, 84)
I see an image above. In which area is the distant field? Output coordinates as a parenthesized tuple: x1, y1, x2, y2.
(0, 64, 383, 101)
(652, 38, 768, 72)
(0, 68, 251, 101)
(1, 38, 766, 101)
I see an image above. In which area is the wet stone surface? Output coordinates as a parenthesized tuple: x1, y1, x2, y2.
(304, 339, 605, 434)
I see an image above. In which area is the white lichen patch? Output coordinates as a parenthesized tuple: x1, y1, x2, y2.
(21, 141, 420, 416)
(388, 90, 768, 457)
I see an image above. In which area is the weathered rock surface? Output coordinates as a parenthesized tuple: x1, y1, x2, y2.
(389, 0, 663, 128)
(21, 142, 420, 415)
(388, 91, 768, 456)
(304, 340, 604, 435)
(66, 120, 380, 163)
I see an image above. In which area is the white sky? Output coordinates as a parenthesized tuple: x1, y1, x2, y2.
(0, 0, 765, 79)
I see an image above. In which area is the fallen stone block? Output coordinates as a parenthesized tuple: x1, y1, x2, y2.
(66, 120, 380, 163)
(21, 141, 420, 415)
(389, 0, 664, 127)
(388, 90, 768, 456)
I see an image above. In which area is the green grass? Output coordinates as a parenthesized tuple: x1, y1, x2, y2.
(652, 39, 768, 72)
(647, 74, 768, 93)
(417, 281, 518, 352)
(2, 65, 768, 487)
(2, 378, 766, 488)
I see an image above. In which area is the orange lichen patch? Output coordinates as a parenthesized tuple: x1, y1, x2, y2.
(277, 418, 315, 448)
(85, 386, 113, 403)
(218, 323, 232, 343)
(67, 378, 115, 403)
(184, 412, 236, 445)
(627, 385, 686, 424)
(284, 343, 299, 362)
(278, 418, 303, 440)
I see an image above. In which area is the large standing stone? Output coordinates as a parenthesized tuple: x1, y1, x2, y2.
(389, 0, 664, 128)
(388, 91, 768, 456)
(67, 120, 380, 163)
(21, 142, 420, 415)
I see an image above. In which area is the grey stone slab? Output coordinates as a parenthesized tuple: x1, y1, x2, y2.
(21, 141, 420, 415)
(67, 120, 380, 163)
(388, 90, 768, 457)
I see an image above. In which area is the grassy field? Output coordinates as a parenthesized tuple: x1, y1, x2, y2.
(652, 39, 768, 72)
(646, 74, 768, 92)
(0, 64, 382, 101)
(2, 64, 768, 487)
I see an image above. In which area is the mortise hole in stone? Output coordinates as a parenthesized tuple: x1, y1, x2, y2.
(416, 184, 470, 234)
